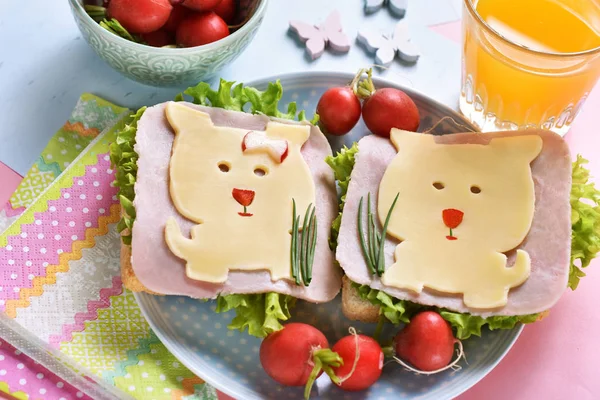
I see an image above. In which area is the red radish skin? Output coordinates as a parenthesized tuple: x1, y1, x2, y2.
(163, 4, 188, 32)
(316, 87, 362, 136)
(213, 0, 236, 24)
(178, 0, 223, 11)
(331, 334, 384, 392)
(260, 323, 329, 387)
(176, 12, 229, 47)
(141, 29, 174, 47)
(107, 0, 172, 34)
(362, 87, 420, 138)
(394, 311, 456, 372)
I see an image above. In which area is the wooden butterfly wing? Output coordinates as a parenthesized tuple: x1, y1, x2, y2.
(357, 29, 396, 66)
(392, 21, 420, 63)
(289, 20, 320, 42)
(364, 0, 385, 14)
(289, 20, 326, 59)
(321, 11, 350, 53)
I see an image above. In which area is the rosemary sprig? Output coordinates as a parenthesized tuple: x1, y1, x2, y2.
(357, 192, 400, 276)
(291, 200, 318, 286)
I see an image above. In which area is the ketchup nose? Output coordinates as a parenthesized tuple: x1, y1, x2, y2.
(442, 208, 464, 229)
(232, 189, 255, 207)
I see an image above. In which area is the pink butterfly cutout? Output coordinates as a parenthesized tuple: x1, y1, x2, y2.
(289, 10, 351, 60)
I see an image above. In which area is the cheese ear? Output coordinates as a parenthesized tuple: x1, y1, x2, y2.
(389, 128, 434, 151)
(165, 102, 213, 135)
(489, 135, 543, 163)
(265, 121, 310, 146)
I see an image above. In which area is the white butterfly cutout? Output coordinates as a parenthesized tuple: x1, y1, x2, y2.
(357, 21, 420, 66)
(364, 0, 407, 17)
(289, 11, 351, 60)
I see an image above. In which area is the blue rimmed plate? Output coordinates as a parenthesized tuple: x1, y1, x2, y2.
(134, 71, 521, 400)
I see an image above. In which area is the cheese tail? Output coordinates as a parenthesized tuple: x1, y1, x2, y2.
(505, 249, 531, 286)
(164, 217, 194, 261)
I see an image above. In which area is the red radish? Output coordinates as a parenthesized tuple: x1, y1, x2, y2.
(213, 0, 236, 24)
(176, 0, 223, 12)
(242, 131, 288, 163)
(141, 29, 174, 47)
(163, 4, 188, 32)
(394, 311, 458, 372)
(331, 333, 384, 392)
(107, 0, 172, 34)
(176, 12, 229, 47)
(361, 87, 420, 137)
(260, 323, 342, 399)
(316, 87, 362, 136)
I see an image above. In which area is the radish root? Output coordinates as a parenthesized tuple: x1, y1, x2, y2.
(336, 327, 361, 385)
(392, 340, 466, 375)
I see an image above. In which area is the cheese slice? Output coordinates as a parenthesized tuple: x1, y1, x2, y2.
(378, 129, 543, 309)
(163, 102, 316, 283)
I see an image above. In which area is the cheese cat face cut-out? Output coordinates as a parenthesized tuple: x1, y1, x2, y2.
(163, 102, 315, 283)
(378, 129, 543, 309)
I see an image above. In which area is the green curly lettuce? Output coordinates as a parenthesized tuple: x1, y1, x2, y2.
(109, 106, 146, 245)
(110, 78, 318, 338)
(215, 293, 297, 338)
(333, 149, 600, 340)
(354, 283, 539, 340)
(325, 144, 359, 250)
(569, 155, 600, 289)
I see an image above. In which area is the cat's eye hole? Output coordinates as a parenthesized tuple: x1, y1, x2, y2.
(218, 161, 230, 173)
(470, 185, 481, 194)
(433, 182, 445, 190)
(254, 166, 269, 177)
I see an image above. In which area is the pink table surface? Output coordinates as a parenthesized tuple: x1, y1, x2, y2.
(0, 22, 599, 400)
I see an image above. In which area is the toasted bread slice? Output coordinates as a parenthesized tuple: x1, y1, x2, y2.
(341, 276, 380, 323)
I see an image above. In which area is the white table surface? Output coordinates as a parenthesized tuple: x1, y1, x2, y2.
(0, 0, 461, 176)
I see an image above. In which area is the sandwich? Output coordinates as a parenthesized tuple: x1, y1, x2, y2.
(328, 126, 600, 339)
(110, 79, 342, 338)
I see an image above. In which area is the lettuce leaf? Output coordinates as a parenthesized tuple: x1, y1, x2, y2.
(569, 155, 600, 289)
(215, 293, 297, 338)
(340, 152, 599, 340)
(325, 144, 359, 250)
(109, 107, 146, 245)
(111, 78, 319, 338)
(354, 283, 539, 339)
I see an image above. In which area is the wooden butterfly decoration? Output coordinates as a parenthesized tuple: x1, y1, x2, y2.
(357, 20, 420, 66)
(289, 10, 351, 60)
(364, 0, 407, 17)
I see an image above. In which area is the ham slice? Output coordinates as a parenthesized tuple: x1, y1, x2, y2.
(337, 130, 572, 317)
(130, 102, 342, 303)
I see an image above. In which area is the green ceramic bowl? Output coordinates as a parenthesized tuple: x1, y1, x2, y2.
(68, 0, 268, 87)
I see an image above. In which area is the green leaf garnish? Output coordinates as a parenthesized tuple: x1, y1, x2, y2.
(569, 155, 600, 290)
(215, 293, 297, 338)
(325, 144, 359, 250)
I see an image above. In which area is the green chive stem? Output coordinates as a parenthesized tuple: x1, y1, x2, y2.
(305, 206, 317, 285)
(300, 204, 312, 284)
(376, 193, 400, 276)
(357, 197, 376, 274)
(291, 199, 299, 285)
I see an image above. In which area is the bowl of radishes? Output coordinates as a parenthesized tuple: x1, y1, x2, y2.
(68, 0, 267, 87)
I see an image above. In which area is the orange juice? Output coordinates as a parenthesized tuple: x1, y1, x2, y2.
(460, 0, 600, 135)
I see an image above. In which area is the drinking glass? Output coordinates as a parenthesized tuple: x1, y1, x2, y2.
(460, 0, 600, 136)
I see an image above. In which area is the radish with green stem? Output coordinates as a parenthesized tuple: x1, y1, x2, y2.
(260, 323, 342, 399)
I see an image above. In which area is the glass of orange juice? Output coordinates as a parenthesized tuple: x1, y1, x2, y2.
(460, 0, 600, 136)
